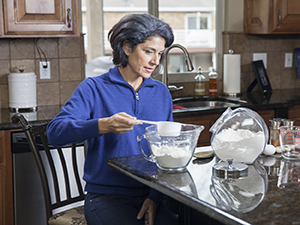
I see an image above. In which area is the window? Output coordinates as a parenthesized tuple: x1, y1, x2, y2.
(186, 13, 211, 30)
(158, 0, 216, 72)
(82, 0, 223, 77)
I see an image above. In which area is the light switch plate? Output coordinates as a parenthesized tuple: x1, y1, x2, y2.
(253, 53, 267, 68)
(285, 53, 293, 68)
(39, 61, 50, 79)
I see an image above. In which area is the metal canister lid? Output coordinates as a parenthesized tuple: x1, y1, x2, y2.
(269, 118, 282, 129)
(212, 162, 248, 179)
(281, 119, 294, 127)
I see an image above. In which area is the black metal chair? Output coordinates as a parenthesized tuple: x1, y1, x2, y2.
(12, 113, 87, 225)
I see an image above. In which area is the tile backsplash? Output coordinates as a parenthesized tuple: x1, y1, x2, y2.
(0, 36, 85, 109)
(172, 32, 300, 98)
(223, 32, 300, 93)
(1, 32, 300, 109)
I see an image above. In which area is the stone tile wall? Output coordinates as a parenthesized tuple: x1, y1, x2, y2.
(0, 36, 86, 109)
(223, 32, 300, 93)
(1, 32, 299, 109)
(171, 32, 300, 99)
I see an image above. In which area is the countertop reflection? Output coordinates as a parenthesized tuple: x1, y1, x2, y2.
(107, 153, 300, 225)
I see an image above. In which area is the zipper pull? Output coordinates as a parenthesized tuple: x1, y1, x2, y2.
(135, 92, 139, 100)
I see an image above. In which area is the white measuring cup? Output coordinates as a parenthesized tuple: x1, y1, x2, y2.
(139, 120, 182, 136)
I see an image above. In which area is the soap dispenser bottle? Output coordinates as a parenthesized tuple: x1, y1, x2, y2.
(208, 67, 218, 97)
(194, 66, 206, 96)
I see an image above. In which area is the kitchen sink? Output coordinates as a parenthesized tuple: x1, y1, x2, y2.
(173, 96, 247, 110)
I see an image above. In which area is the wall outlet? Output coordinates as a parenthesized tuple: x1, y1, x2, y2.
(253, 53, 267, 68)
(39, 61, 50, 79)
(285, 53, 293, 68)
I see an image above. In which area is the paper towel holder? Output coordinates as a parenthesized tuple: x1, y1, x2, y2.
(247, 60, 272, 95)
(223, 49, 242, 97)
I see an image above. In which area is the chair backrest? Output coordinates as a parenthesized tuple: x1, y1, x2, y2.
(11, 113, 86, 223)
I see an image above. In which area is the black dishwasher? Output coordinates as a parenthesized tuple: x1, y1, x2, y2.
(12, 130, 47, 225)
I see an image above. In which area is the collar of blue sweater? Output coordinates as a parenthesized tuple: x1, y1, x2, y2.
(109, 66, 159, 88)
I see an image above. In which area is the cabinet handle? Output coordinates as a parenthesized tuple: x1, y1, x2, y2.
(277, 10, 281, 26)
(67, 8, 72, 28)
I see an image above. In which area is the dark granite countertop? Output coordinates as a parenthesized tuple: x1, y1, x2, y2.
(1, 89, 300, 130)
(173, 89, 300, 118)
(107, 153, 299, 225)
(0, 105, 62, 130)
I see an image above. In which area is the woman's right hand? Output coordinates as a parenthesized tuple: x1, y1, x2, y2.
(98, 112, 142, 134)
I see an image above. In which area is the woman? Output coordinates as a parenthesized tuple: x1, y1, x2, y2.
(47, 13, 179, 225)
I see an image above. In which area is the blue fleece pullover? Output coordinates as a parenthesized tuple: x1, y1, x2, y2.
(47, 66, 173, 206)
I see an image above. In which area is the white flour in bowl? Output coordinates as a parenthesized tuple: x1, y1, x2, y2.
(211, 128, 265, 163)
(150, 145, 192, 168)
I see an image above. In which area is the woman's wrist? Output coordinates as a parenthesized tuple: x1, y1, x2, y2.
(98, 118, 109, 134)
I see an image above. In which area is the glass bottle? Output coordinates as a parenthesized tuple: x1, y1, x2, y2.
(269, 118, 281, 147)
(209, 68, 218, 97)
(194, 67, 205, 96)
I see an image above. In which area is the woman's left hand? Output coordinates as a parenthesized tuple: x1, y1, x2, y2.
(137, 198, 156, 225)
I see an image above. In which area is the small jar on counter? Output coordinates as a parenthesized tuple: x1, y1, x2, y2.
(208, 68, 218, 97)
(269, 118, 294, 147)
(194, 66, 206, 96)
(269, 118, 281, 147)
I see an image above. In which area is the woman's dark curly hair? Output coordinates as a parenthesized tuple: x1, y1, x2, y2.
(108, 13, 174, 67)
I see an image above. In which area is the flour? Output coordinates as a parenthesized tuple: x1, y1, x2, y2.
(150, 145, 192, 168)
(211, 128, 265, 163)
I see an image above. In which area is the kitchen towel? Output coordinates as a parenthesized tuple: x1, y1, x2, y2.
(223, 53, 241, 94)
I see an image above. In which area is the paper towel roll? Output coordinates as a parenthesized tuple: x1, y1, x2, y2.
(223, 54, 241, 94)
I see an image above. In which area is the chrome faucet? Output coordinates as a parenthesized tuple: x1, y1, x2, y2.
(162, 44, 194, 91)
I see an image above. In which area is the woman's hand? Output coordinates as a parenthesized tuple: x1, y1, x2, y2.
(137, 198, 156, 225)
(98, 112, 142, 134)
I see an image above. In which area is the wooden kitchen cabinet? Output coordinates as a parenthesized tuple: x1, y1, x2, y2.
(288, 105, 300, 125)
(0, 130, 14, 225)
(244, 0, 300, 34)
(256, 109, 275, 128)
(1, 0, 80, 37)
(174, 109, 274, 146)
(0, 0, 3, 36)
(174, 113, 221, 146)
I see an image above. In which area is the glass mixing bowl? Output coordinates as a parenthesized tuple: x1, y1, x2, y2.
(137, 124, 204, 172)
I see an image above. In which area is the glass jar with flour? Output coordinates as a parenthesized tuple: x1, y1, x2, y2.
(209, 107, 268, 178)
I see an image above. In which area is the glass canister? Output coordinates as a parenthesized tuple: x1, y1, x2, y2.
(209, 107, 269, 178)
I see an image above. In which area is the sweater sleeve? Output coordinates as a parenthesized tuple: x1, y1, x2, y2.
(47, 79, 100, 147)
(147, 188, 163, 207)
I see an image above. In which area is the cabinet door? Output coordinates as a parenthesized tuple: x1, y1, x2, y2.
(174, 109, 274, 147)
(0, 166, 4, 224)
(244, 0, 300, 34)
(288, 105, 300, 125)
(0, 0, 3, 36)
(256, 109, 275, 129)
(244, 0, 271, 34)
(3, 0, 79, 36)
(174, 113, 220, 147)
(272, 0, 300, 33)
(0, 130, 14, 225)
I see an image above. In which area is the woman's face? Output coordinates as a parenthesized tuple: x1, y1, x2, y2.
(123, 36, 166, 79)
